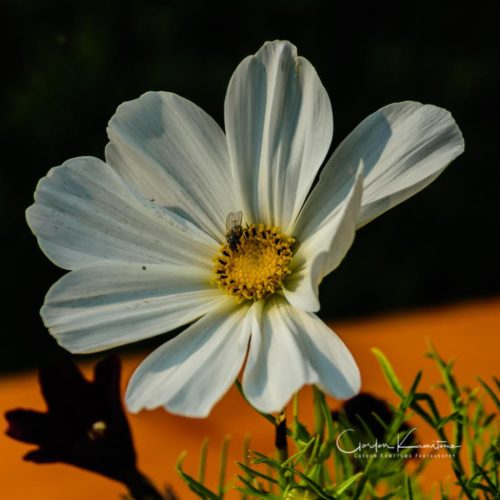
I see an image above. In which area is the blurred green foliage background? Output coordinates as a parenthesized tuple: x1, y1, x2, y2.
(2, 0, 498, 372)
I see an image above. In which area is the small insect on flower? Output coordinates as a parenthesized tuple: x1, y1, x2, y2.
(225, 210, 244, 251)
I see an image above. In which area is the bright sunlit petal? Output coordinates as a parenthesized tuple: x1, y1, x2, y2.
(26, 156, 217, 271)
(243, 296, 360, 413)
(42, 261, 225, 353)
(224, 40, 333, 231)
(126, 300, 252, 417)
(318, 101, 464, 228)
(283, 165, 364, 312)
(106, 91, 239, 241)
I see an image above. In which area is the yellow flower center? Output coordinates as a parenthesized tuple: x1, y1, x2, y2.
(213, 223, 295, 302)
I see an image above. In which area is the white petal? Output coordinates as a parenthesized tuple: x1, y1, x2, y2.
(292, 302, 361, 399)
(106, 91, 238, 241)
(284, 165, 364, 312)
(26, 156, 216, 271)
(126, 300, 252, 417)
(42, 261, 224, 353)
(242, 297, 359, 414)
(224, 40, 333, 231)
(326, 101, 464, 228)
(242, 299, 316, 412)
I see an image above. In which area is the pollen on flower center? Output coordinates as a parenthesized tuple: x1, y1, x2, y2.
(213, 224, 295, 302)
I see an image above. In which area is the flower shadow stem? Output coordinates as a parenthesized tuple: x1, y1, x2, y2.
(125, 470, 165, 500)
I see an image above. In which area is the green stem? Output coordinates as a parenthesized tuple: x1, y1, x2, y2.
(292, 392, 299, 440)
(275, 410, 288, 463)
(313, 386, 325, 439)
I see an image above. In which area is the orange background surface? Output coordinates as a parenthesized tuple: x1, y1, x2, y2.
(1, 298, 498, 499)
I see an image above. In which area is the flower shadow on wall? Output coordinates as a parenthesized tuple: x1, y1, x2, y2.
(5, 355, 167, 500)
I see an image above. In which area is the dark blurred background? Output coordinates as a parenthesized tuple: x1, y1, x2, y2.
(2, 0, 499, 372)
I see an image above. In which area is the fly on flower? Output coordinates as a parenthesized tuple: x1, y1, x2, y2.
(225, 210, 244, 251)
(26, 40, 464, 418)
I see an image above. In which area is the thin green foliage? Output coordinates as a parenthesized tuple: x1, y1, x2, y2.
(198, 437, 209, 485)
(177, 349, 498, 499)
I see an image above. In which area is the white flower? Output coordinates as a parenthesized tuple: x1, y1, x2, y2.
(26, 41, 464, 418)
